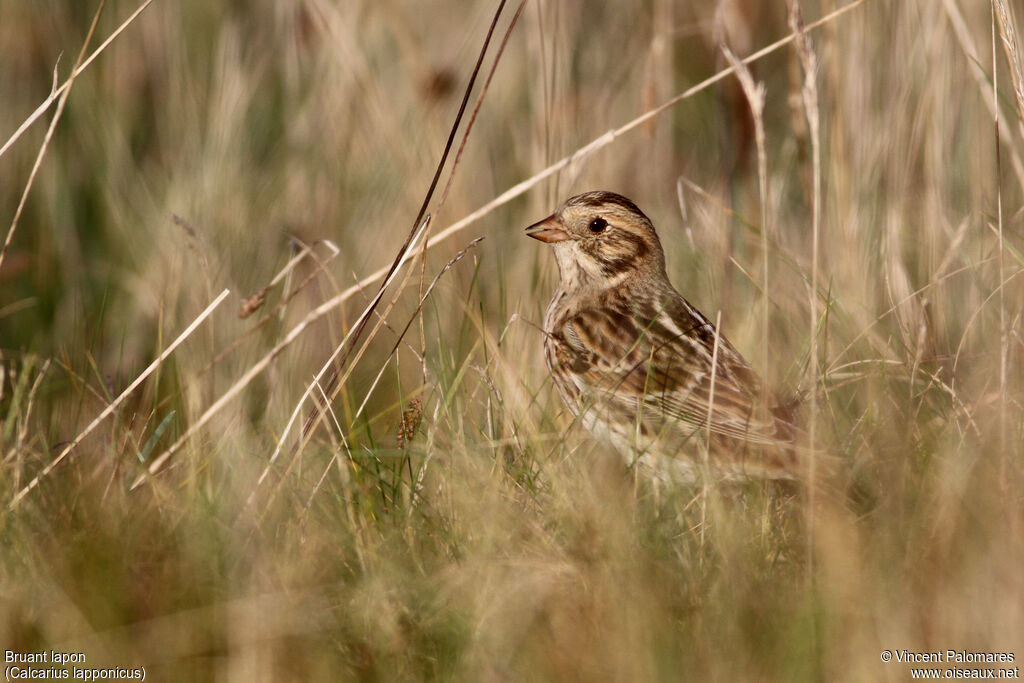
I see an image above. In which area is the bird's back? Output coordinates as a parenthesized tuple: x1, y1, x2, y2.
(543, 280, 801, 480)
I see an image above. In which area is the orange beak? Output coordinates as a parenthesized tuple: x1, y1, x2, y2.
(525, 215, 570, 243)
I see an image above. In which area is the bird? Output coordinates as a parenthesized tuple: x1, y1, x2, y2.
(525, 190, 801, 481)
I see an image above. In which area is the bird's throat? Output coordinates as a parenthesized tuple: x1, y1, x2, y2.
(552, 242, 630, 293)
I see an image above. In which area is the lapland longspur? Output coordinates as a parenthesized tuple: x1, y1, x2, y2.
(527, 191, 800, 480)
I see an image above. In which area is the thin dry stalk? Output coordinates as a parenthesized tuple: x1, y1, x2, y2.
(296, 240, 482, 512)
(719, 43, 770, 411)
(944, 0, 1024, 192)
(244, 216, 433, 502)
(14, 359, 50, 446)
(259, 237, 486, 515)
(705, 311, 724, 455)
(238, 240, 339, 319)
(0, 0, 155, 161)
(417, 0, 528, 382)
(828, 258, 993, 372)
(214, 241, 341, 366)
(991, 0, 1012, 464)
(0, 1, 106, 277)
(10, 289, 230, 509)
(299, 386, 359, 538)
(134, 218, 430, 492)
(993, 0, 1024, 131)
(299, 0, 519, 448)
(295, 219, 430, 435)
(351, 238, 485, 425)
(8, 359, 51, 493)
(701, 311, 724, 558)
(787, 0, 821, 575)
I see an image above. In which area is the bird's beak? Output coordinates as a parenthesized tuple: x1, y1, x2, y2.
(525, 215, 570, 243)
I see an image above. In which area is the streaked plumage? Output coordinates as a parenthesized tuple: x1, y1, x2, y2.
(527, 191, 800, 481)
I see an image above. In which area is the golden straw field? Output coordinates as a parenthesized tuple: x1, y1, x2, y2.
(1, 0, 1021, 680)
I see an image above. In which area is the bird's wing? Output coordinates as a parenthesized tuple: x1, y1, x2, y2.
(562, 293, 785, 445)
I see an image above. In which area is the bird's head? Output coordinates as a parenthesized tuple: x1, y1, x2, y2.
(526, 191, 667, 291)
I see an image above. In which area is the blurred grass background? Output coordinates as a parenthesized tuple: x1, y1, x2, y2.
(1, 0, 1022, 680)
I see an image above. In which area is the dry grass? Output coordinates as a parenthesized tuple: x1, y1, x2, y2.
(1, 0, 1022, 680)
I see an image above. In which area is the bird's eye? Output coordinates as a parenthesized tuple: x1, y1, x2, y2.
(588, 217, 608, 233)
